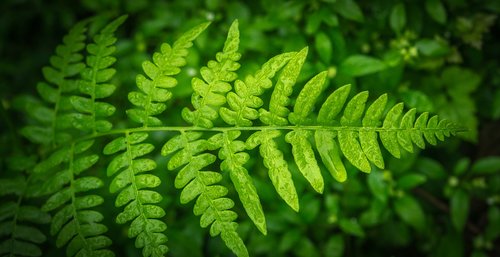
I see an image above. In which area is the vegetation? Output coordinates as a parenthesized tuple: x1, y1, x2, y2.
(1, 0, 499, 257)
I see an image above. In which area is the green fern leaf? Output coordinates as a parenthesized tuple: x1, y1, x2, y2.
(338, 91, 371, 172)
(7, 18, 467, 257)
(219, 52, 294, 126)
(285, 130, 324, 193)
(314, 84, 351, 182)
(317, 84, 351, 124)
(242, 48, 310, 211)
(380, 103, 404, 158)
(424, 115, 440, 144)
(259, 47, 308, 126)
(360, 94, 388, 169)
(288, 71, 328, 125)
(398, 108, 417, 153)
(163, 20, 265, 246)
(182, 20, 241, 128)
(20, 19, 89, 147)
(38, 140, 113, 257)
(338, 129, 371, 173)
(286, 71, 328, 193)
(71, 15, 127, 134)
(218, 131, 267, 235)
(247, 130, 299, 211)
(162, 132, 248, 257)
(0, 175, 51, 257)
(315, 130, 348, 182)
(127, 22, 210, 127)
(190, 170, 248, 257)
(412, 112, 429, 149)
(104, 132, 168, 257)
(311, 82, 460, 181)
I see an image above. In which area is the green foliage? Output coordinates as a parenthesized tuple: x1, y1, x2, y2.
(104, 132, 167, 257)
(1, 1, 499, 257)
(0, 173, 51, 257)
(390, 3, 406, 34)
(425, 0, 447, 24)
(127, 22, 211, 127)
(21, 19, 89, 147)
(40, 140, 113, 257)
(71, 15, 127, 134)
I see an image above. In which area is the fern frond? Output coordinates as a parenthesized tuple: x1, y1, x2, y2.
(21, 20, 89, 147)
(219, 52, 295, 126)
(0, 175, 51, 257)
(182, 20, 241, 128)
(11, 18, 466, 257)
(161, 131, 248, 257)
(71, 15, 127, 134)
(103, 132, 167, 257)
(37, 140, 113, 257)
(127, 22, 210, 127)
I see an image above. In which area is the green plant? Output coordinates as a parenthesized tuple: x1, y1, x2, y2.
(0, 13, 466, 257)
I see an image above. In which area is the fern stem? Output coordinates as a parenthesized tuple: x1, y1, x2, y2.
(48, 125, 467, 152)
(81, 125, 468, 139)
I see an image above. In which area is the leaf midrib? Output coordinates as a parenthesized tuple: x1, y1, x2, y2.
(47, 124, 465, 154)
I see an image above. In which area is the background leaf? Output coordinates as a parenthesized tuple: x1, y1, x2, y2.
(450, 189, 469, 232)
(340, 55, 387, 77)
(390, 3, 406, 33)
(425, 0, 447, 24)
(333, 0, 364, 22)
(394, 195, 426, 233)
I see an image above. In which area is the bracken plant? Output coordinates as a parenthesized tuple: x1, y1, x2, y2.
(0, 16, 464, 257)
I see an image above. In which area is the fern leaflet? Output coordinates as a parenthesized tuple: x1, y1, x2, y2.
(71, 15, 127, 133)
(162, 131, 248, 257)
(0, 163, 51, 257)
(127, 22, 211, 127)
(38, 140, 112, 257)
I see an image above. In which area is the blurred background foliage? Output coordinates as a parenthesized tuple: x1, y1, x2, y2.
(1, 0, 500, 256)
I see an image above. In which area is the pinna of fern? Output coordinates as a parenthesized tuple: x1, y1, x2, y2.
(19, 19, 89, 148)
(0, 162, 51, 257)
